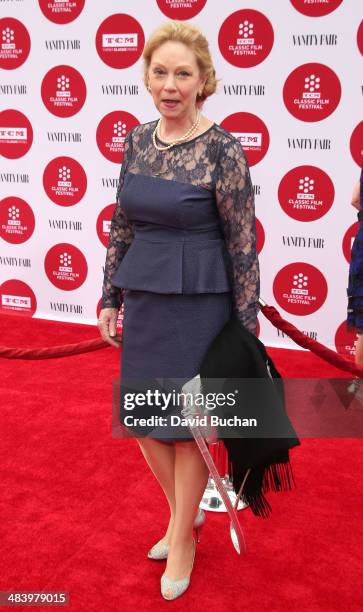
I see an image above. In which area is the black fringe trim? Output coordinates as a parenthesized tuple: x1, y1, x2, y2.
(227, 453, 297, 519)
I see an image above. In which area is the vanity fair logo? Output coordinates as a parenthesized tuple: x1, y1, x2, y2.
(44, 39, 80, 51)
(350, 121, 363, 167)
(358, 20, 363, 56)
(1, 84, 27, 95)
(283, 63, 341, 121)
(218, 9, 274, 68)
(281, 235, 325, 249)
(41, 65, 86, 118)
(342, 222, 359, 264)
(0, 255, 30, 268)
(48, 219, 82, 231)
(287, 137, 331, 150)
(44, 243, 87, 290)
(38, 0, 85, 24)
(292, 33, 337, 46)
(0, 109, 33, 159)
(220, 112, 269, 166)
(0, 171, 29, 185)
(156, 0, 207, 19)
(223, 84, 265, 96)
(47, 131, 82, 143)
(96, 14, 144, 69)
(0, 279, 36, 316)
(97, 204, 115, 247)
(278, 165, 334, 222)
(43, 157, 87, 206)
(101, 83, 139, 96)
(289, 0, 343, 17)
(0, 17, 30, 69)
(0, 196, 35, 243)
(273, 262, 328, 316)
(96, 111, 139, 163)
(335, 322, 358, 357)
(50, 301, 83, 314)
(277, 328, 317, 341)
(255, 218, 265, 254)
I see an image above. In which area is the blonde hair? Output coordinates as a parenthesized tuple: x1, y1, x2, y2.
(142, 20, 219, 103)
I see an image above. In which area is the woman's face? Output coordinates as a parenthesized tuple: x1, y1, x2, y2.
(147, 40, 206, 122)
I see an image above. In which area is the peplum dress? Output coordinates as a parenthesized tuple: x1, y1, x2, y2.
(101, 119, 260, 443)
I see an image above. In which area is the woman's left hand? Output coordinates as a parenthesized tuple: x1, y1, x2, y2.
(351, 179, 361, 211)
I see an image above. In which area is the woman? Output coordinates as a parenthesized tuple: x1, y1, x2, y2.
(97, 20, 260, 600)
(347, 170, 363, 363)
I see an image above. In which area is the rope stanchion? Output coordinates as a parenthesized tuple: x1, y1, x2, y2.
(0, 337, 111, 360)
(0, 300, 362, 377)
(259, 300, 363, 378)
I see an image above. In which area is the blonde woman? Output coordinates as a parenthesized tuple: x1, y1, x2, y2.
(98, 20, 259, 600)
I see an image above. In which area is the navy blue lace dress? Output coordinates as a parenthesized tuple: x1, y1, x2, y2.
(347, 168, 363, 332)
(101, 120, 260, 442)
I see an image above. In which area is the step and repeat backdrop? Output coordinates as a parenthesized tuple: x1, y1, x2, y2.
(0, 0, 362, 352)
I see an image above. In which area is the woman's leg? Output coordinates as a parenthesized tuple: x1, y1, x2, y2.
(136, 437, 176, 542)
(355, 333, 363, 366)
(163, 440, 209, 582)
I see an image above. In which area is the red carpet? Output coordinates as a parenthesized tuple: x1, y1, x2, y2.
(0, 313, 362, 611)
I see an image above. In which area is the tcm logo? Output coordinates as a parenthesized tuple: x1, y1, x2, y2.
(2, 294, 31, 309)
(234, 132, 262, 147)
(236, 20, 255, 46)
(58, 252, 73, 273)
(102, 34, 138, 48)
(96, 14, 144, 69)
(219, 9, 274, 68)
(112, 120, 128, 145)
(103, 220, 111, 233)
(297, 176, 315, 200)
(302, 74, 321, 99)
(273, 262, 327, 316)
(56, 74, 70, 98)
(0, 127, 27, 141)
(290, 272, 310, 296)
(278, 165, 334, 222)
(2, 26, 15, 49)
(7, 205, 21, 226)
(96, 204, 115, 247)
(96, 110, 140, 162)
(58, 164, 72, 186)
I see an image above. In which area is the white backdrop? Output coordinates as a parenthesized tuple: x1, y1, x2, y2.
(1, 0, 362, 353)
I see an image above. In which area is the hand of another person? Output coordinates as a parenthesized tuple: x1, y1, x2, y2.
(97, 307, 122, 348)
(351, 179, 361, 211)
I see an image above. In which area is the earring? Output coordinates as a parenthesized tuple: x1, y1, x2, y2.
(147, 83, 151, 92)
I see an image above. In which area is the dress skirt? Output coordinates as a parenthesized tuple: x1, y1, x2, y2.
(347, 220, 363, 333)
(120, 289, 233, 443)
(347, 168, 363, 332)
(347, 221, 363, 334)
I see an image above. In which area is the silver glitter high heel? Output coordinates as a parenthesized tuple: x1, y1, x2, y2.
(147, 508, 205, 560)
(160, 538, 196, 600)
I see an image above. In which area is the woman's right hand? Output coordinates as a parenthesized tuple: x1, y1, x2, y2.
(97, 307, 122, 348)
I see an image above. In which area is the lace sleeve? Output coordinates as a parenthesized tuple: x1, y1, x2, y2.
(100, 130, 135, 309)
(215, 138, 260, 334)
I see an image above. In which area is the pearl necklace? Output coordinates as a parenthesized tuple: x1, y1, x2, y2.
(152, 110, 201, 151)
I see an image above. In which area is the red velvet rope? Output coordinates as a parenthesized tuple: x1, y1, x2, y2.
(260, 304, 363, 377)
(0, 305, 362, 378)
(0, 337, 110, 359)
